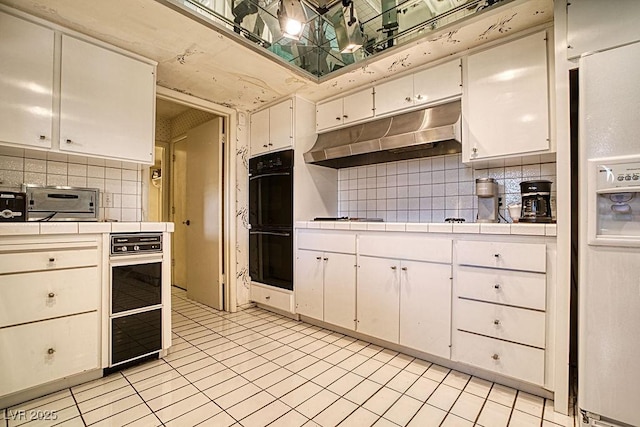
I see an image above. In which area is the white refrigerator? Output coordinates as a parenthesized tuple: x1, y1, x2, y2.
(579, 41, 640, 427)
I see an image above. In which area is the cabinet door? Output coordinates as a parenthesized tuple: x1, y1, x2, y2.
(316, 98, 344, 132)
(0, 12, 54, 149)
(413, 60, 462, 107)
(463, 31, 549, 161)
(357, 256, 400, 343)
(343, 88, 374, 125)
(324, 252, 356, 330)
(269, 99, 293, 151)
(295, 249, 324, 320)
(60, 36, 155, 164)
(374, 74, 414, 116)
(400, 260, 452, 358)
(250, 108, 270, 156)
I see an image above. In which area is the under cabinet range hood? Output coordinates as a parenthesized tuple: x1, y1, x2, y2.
(305, 100, 462, 168)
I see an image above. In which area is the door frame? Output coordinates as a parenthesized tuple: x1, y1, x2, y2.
(156, 86, 238, 312)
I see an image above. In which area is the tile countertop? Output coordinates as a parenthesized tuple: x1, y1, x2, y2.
(295, 221, 557, 237)
(0, 222, 175, 236)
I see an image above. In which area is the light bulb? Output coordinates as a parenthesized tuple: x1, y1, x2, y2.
(285, 18, 302, 36)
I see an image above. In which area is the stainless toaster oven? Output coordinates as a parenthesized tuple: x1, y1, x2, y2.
(23, 185, 99, 221)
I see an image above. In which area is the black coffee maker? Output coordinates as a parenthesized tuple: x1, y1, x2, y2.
(520, 180, 554, 223)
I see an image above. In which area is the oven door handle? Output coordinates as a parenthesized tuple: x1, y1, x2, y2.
(249, 230, 291, 237)
(249, 172, 291, 180)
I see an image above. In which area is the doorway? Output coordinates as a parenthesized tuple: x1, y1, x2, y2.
(154, 89, 236, 311)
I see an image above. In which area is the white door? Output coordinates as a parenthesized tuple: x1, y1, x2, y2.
(316, 98, 344, 132)
(357, 256, 400, 343)
(171, 139, 188, 289)
(324, 252, 356, 330)
(0, 12, 54, 149)
(250, 108, 269, 157)
(400, 260, 452, 358)
(295, 249, 324, 320)
(185, 118, 224, 310)
(343, 88, 374, 125)
(269, 99, 293, 151)
(374, 74, 414, 116)
(59, 35, 155, 164)
(413, 60, 462, 107)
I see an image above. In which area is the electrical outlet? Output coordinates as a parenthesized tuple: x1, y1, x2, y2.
(104, 192, 112, 208)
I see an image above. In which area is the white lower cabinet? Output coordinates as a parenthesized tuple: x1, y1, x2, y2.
(295, 249, 324, 320)
(399, 261, 452, 359)
(0, 312, 99, 396)
(357, 256, 400, 343)
(250, 283, 294, 313)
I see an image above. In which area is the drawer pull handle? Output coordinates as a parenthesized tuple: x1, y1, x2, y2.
(263, 144, 268, 148)
(494, 253, 500, 258)
(343, 115, 348, 119)
(48, 292, 55, 298)
(401, 267, 408, 271)
(491, 353, 500, 360)
(265, 296, 271, 300)
(316, 256, 322, 260)
(494, 284, 501, 290)
(65, 139, 72, 144)
(268, 143, 273, 146)
(323, 257, 328, 261)
(405, 97, 412, 102)
(391, 266, 397, 270)
(494, 319, 501, 326)
(39, 135, 46, 140)
(336, 117, 341, 121)
(47, 348, 56, 355)
(48, 257, 55, 262)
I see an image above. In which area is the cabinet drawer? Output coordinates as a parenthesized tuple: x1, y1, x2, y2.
(0, 311, 99, 396)
(0, 248, 98, 275)
(455, 299, 545, 348)
(0, 267, 99, 328)
(251, 284, 294, 313)
(456, 240, 545, 273)
(297, 231, 356, 254)
(359, 234, 452, 263)
(453, 330, 544, 386)
(456, 265, 546, 310)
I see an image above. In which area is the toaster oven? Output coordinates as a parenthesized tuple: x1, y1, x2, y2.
(23, 185, 99, 221)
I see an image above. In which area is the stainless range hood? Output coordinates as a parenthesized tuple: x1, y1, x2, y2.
(304, 100, 462, 168)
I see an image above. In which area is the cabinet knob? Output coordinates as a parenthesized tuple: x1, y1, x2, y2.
(494, 253, 500, 258)
(405, 97, 412, 102)
(391, 266, 397, 270)
(268, 143, 273, 146)
(343, 115, 348, 119)
(415, 94, 424, 101)
(39, 135, 46, 140)
(336, 117, 341, 121)
(491, 353, 500, 360)
(263, 144, 268, 148)
(48, 292, 55, 298)
(48, 257, 55, 262)
(265, 296, 271, 300)
(316, 256, 322, 260)
(65, 139, 72, 144)
(323, 257, 328, 261)
(401, 267, 408, 271)
(493, 319, 501, 326)
(472, 147, 478, 154)
(47, 348, 56, 355)
(494, 284, 501, 290)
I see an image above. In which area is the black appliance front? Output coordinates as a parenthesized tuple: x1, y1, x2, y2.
(111, 309, 162, 366)
(111, 262, 162, 314)
(249, 149, 293, 229)
(0, 192, 26, 222)
(249, 230, 293, 291)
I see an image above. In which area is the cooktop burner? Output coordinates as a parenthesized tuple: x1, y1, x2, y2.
(314, 217, 384, 222)
(444, 218, 466, 223)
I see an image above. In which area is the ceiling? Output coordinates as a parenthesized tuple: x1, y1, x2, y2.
(156, 98, 192, 119)
(0, 0, 553, 112)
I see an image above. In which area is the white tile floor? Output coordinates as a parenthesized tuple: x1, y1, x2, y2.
(2, 287, 577, 427)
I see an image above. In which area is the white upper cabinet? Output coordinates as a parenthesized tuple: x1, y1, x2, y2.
(375, 74, 415, 116)
(60, 35, 155, 164)
(316, 88, 373, 132)
(567, 0, 640, 60)
(462, 31, 550, 163)
(0, 12, 54, 150)
(375, 59, 462, 116)
(250, 99, 293, 156)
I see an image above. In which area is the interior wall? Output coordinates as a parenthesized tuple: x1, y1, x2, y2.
(235, 112, 250, 306)
(0, 145, 143, 221)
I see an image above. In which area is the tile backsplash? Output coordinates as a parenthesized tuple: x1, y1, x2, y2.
(0, 146, 143, 222)
(338, 154, 556, 223)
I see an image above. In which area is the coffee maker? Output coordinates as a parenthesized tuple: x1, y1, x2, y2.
(519, 180, 554, 223)
(476, 178, 499, 223)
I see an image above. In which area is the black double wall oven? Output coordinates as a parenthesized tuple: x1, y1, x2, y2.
(249, 149, 293, 291)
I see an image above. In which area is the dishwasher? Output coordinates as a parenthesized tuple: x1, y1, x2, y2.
(109, 233, 165, 368)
